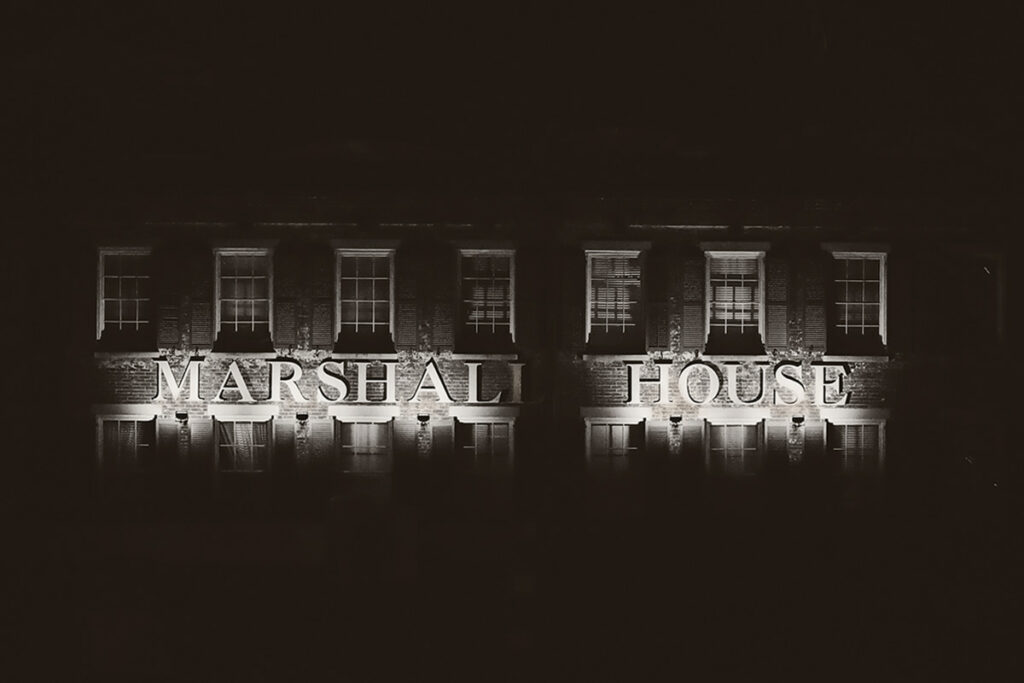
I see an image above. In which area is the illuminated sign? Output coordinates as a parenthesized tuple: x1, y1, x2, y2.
(154, 358, 525, 404)
(626, 361, 850, 407)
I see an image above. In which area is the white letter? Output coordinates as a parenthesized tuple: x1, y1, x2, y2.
(773, 362, 805, 405)
(154, 359, 201, 401)
(409, 359, 453, 403)
(269, 360, 307, 402)
(815, 364, 850, 406)
(316, 361, 349, 403)
(678, 362, 721, 405)
(466, 362, 502, 403)
(726, 364, 766, 405)
(625, 362, 673, 405)
(212, 361, 255, 403)
(352, 361, 398, 403)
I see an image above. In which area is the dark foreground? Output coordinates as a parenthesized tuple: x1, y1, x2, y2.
(7, 485, 1021, 682)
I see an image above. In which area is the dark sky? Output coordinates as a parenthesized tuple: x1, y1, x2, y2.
(6, 3, 1022, 196)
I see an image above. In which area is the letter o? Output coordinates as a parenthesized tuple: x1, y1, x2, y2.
(678, 363, 721, 405)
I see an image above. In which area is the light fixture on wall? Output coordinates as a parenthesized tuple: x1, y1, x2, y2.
(296, 412, 309, 426)
(669, 415, 682, 424)
(791, 416, 805, 427)
(175, 411, 188, 424)
(417, 414, 430, 424)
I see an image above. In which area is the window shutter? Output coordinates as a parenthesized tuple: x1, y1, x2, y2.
(562, 248, 587, 352)
(189, 418, 214, 474)
(802, 252, 828, 352)
(273, 243, 301, 349)
(188, 246, 213, 348)
(681, 256, 706, 352)
(680, 419, 704, 469)
(274, 418, 295, 475)
(765, 419, 789, 474)
(156, 418, 180, 474)
(645, 247, 671, 352)
(394, 245, 420, 350)
(765, 255, 789, 352)
(153, 247, 181, 348)
(308, 245, 334, 349)
(515, 247, 543, 350)
(308, 418, 333, 467)
(886, 248, 913, 353)
(432, 420, 454, 460)
(803, 419, 825, 463)
(645, 420, 669, 460)
(431, 243, 457, 351)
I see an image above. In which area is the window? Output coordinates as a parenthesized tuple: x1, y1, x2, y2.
(335, 249, 394, 351)
(586, 250, 643, 351)
(454, 420, 513, 476)
(215, 248, 272, 349)
(335, 420, 393, 476)
(587, 421, 644, 475)
(828, 251, 886, 353)
(707, 423, 761, 476)
(100, 418, 155, 474)
(216, 420, 271, 473)
(97, 248, 153, 348)
(705, 251, 765, 353)
(459, 250, 515, 351)
(826, 422, 883, 476)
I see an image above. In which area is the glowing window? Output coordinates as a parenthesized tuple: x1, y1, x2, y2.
(588, 422, 644, 474)
(335, 420, 393, 475)
(97, 249, 152, 339)
(100, 418, 155, 473)
(708, 255, 760, 335)
(708, 423, 761, 476)
(216, 419, 271, 473)
(586, 251, 643, 350)
(336, 250, 394, 348)
(216, 249, 272, 336)
(460, 250, 514, 348)
(831, 254, 886, 342)
(827, 422, 883, 475)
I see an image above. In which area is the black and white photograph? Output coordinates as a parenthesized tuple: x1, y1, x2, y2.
(4, 3, 1021, 680)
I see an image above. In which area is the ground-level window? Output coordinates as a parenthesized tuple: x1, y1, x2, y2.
(100, 418, 155, 473)
(707, 423, 761, 476)
(587, 421, 644, 475)
(216, 419, 271, 473)
(826, 422, 883, 475)
(454, 420, 513, 476)
(335, 420, 393, 475)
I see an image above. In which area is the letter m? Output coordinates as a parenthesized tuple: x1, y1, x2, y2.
(154, 359, 201, 401)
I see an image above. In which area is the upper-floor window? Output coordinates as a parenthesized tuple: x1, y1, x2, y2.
(828, 251, 886, 354)
(215, 248, 272, 350)
(335, 249, 394, 351)
(97, 248, 153, 349)
(705, 251, 765, 354)
(459, 250, 515, 352)
(586, 250, 644, 352)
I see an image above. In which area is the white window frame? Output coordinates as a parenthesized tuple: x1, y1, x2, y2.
(332, 416, 395, 474)
(824, 417, 887, 474)
(827, 250, 888, 346)
(213, 247, 274, 337)
(585, 249, 643, 343)
(96, 247, 152, 340)
(583, 415, 647, 462)
(703, 250, 766, 342)
(454, 416, 517, 462)
(333, 247, 396, 342)
(212, 415, 275, 476)
(94, 406, 160, 475)
(458, 248, 516, 343)
(702, 412, 766, 477)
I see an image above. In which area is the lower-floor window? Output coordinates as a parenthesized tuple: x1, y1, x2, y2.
(707, 423, 761, 476)
(454, 420, 513, 475)
(827, 422, 883, 475)
(588, 421, 644, 474)
(101, 418, 155, 472)
(216, 419, 271, 473)
(335, 420, 393, 475)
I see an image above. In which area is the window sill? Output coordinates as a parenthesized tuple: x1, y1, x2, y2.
(206, 351, 279, 359)
(701, 355, 771, 363)
(581, 354, 652, 362)
(331, 352, 401, 360)
(94, 350, 161, 359)
(450, 353, 520, 361)
(820, 355, 891, 363)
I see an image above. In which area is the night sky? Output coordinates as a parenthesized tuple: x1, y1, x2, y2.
(6, 3, 1023, 196)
